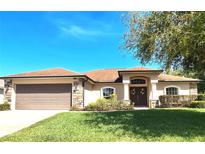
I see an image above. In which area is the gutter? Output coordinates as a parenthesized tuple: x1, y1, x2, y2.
(118, 70, 163, 73)
(0, 75, 96, 84)
(118, 70, 163, 76)
(158, 80, 202, 82)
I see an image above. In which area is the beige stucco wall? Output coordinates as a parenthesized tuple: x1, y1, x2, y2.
(156, 82, 198, 98)
(189, 83, 198, 95)
(84, 82, 124, 105)
(122, 72, 159, 101)
(84, 79, 198, 106)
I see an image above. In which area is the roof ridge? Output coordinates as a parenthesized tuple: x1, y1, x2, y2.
(84, 66, 162, 74)
(160, 73, 195, 79)
(5, 67, 82, 77)
(159, 73, 200, 81)
(17, 67, 66, 73)
(84, 68, 124, 74)
(122, 66, 161, 70)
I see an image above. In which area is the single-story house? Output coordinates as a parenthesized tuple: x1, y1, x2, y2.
(0, 67, 200, 110)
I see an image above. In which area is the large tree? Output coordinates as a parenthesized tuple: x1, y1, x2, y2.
(122, 12, 205, 92)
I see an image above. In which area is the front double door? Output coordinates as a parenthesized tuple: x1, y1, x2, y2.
(129, 87, 147, 107)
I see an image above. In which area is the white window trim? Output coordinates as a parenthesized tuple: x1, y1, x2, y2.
(101, 86, 116, 98)
(164, 85, 180, 95)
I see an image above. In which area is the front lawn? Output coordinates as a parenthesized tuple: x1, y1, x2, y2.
(1, 109, 205, 141)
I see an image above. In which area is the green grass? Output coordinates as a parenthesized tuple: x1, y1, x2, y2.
(1, 109, 205, 142)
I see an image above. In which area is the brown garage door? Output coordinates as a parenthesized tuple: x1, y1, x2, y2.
(16, 84, 72, 110)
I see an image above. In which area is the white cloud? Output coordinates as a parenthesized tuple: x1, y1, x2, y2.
(59, 25, 103, 38)
(44, 12, 122, 40)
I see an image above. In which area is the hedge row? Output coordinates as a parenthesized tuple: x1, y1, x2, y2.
(159, 94, 205, 108)
(190, 101, 205, 108)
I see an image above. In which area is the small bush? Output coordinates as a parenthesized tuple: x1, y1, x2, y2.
(0, 102, 10, 111)
(190, 101, 205, 108)
(85, 94, 133, 111)
(85, 98, 110, 111)
(159, 95, 197, 108)
(197, 94, 205, 100)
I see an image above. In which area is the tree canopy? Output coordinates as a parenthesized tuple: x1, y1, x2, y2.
(122, 12, 205, 75)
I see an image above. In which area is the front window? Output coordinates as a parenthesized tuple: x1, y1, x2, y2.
(102, 87, 115, 99)
(166, 87, 178, 95)
(131, 79, 146, 84)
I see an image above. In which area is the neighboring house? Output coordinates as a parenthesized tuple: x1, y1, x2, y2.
(0, 79, 4, 104)
(0, 67, 200, 110)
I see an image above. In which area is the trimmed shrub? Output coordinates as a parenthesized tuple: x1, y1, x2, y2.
(197, 94, 205, 100)
(85, 94, 133, 111)
(159, 95, 198, 108)
(190, 101, 205, 108)
(85, 98, 109, 111)
(0, 102, 10, 111)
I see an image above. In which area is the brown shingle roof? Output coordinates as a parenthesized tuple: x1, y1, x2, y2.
(85, 67, 162, 82)
(5, 68, 82, 78)
(85, 68, 121, 82)
(2, 67, 200, 82)
(158, 74, 200, 82)
(85, 67, 200, 82)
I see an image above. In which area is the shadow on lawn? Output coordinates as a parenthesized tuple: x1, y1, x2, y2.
(84, 109, 205, 141)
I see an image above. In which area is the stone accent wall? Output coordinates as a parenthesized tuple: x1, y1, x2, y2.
(72, 79, 84, 108)
(4, 79, 12, 103)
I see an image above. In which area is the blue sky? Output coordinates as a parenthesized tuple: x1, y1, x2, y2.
(0, 11, 159, 76)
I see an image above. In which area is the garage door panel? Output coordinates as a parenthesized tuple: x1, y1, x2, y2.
(16, 94, 70, 100)
(16, 99, 70, 103)
(16, 84, 71, 93)
(16, 84, 72, 110)
(16, 102, 69, 110)
(16, 96, 70, 102)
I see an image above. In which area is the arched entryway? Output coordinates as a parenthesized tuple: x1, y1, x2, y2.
(129, 77, 149, 107)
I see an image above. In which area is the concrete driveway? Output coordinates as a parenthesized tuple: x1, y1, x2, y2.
(0, 110, 64, 138)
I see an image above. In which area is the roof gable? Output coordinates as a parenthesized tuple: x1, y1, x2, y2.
(85, 69, 121, 82)
(158, 74, 200, 82)
(5, 68, 82, 78)
(85, 67, 162, 82)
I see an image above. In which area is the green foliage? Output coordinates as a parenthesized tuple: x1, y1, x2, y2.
(85, 98, 109, 111)
(159, 95, 197, 107)
(0, 102, 10, 111)
(70, 104, 84, 111)
(190, 94, 205, 108)
(190, 101, 205, 108)
(159, 94, 205, 108)
(197, 93, 205, 100)
(122, 12, 205, 92)
(85, 94, 133, 111)
(1, 109, 205, 141)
